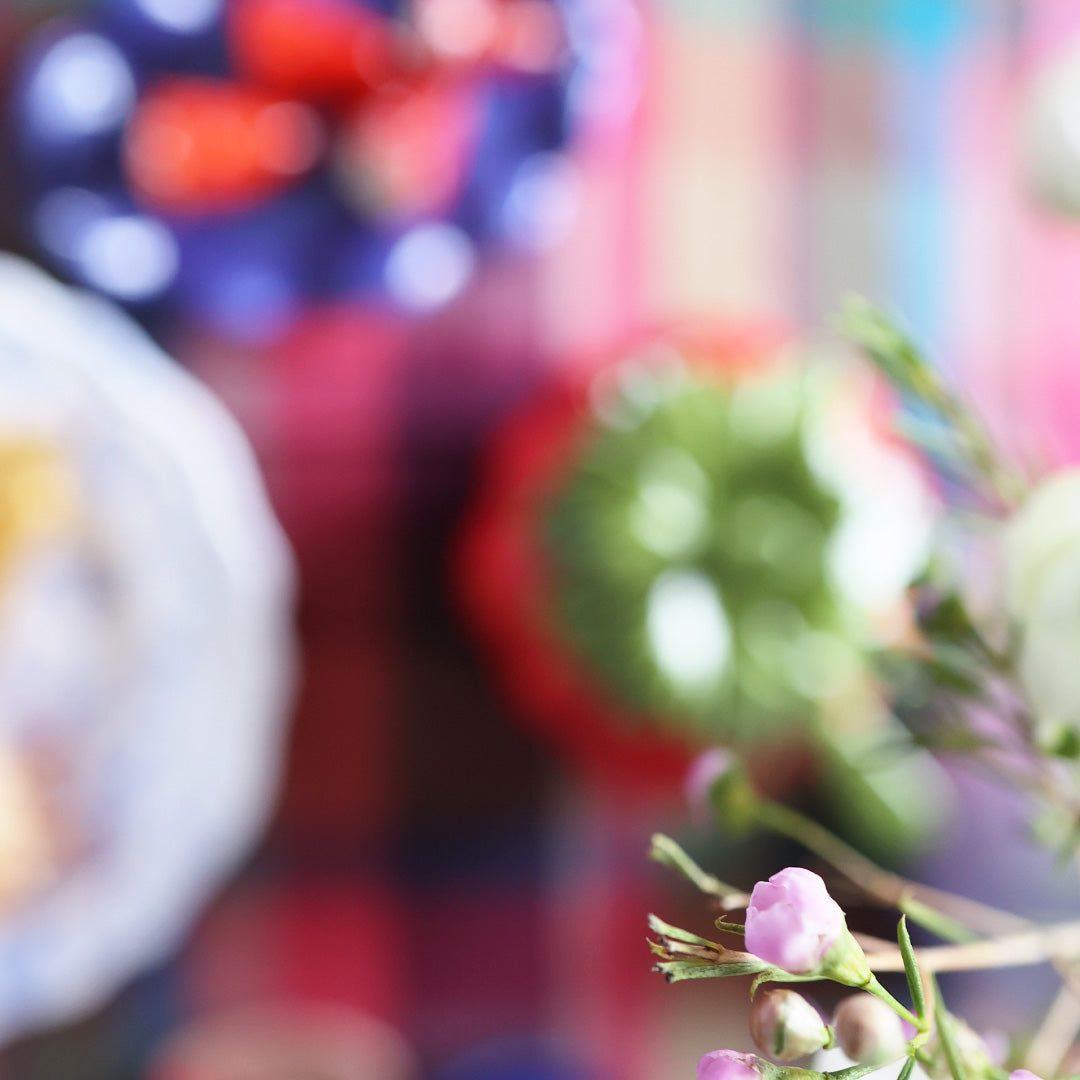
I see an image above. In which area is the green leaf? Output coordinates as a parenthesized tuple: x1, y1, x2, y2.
(917, 593, 982, 650)
(754, 1064, 825, 1080)
(920, 641, 985, 696)
(749, 970, 821, 997)
(656, 959, 769, 983)
(1044, 725, 1080, 761)
(892, 415, 968, 473)
(896, 916, 926, 1021)
(836, 296, 938, 399)
(896, 1056, 917, 1080)
(837, 296, 1022, 509)
(819, 1061, 906, 1080)
(647, 913, 719, 951)
(812, 720, 946, 861)
(649, 913, 782, 984)
(649, 834, 739, 899)
(714, 919, 746, 935)
(654, 960, 729, 983)
(898, 897, 978, 946)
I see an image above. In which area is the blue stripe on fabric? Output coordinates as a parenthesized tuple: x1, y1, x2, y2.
(879, 0, 976, 371)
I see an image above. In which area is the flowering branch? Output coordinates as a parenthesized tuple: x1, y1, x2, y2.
(837, 297, 1026, 510)
(752, 799, 1011, 943)
(646, 301, 1080, 1080)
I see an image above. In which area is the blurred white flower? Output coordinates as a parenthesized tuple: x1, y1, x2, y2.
(1022, 41, 1080, 218)
(803, 366, 937, 631)
(833, 995, 906, 1067)
(1004, 468, 1080, 734)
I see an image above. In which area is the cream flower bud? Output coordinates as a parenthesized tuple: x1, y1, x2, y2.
(1003, 469, 1080, 735)
(750, 989, 830, 1062)
(925, 1017, 997, 1080)
(833, 994, 906, 1066)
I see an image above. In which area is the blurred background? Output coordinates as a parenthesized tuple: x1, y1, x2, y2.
(2, 1, 1080, 1078)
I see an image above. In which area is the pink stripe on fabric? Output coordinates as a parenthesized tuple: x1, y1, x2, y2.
(637, 11, 794, 326)
(1012, 5, 1080, 466)
(938, 23, 1020, 455)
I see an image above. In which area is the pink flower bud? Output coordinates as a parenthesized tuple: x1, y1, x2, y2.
(750, 989, 830, 1061)
(744, 867, 846, 974)
(1010, 1072, 1043, 1080)
(697, 1050, 762, 1080)
(834, 994, 906, 1065)
(684, 748, 732, 826)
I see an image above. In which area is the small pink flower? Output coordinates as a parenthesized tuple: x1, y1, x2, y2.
(1010, 1072, 1044, 1080)
(697, 1049, 762, 1080)
(684, 747, 732, 825)
(745, 867, 845, 973)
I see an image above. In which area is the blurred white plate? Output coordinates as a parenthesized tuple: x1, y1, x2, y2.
(0, 254, 295, 1041)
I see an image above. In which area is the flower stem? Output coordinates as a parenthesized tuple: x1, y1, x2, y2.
(931, 976, 969, 1080)
(863, 919, 1080, 973)
(896, 898, 977, 947)
(863, 974, 926, 1032)
(753, 799, 1024, 942)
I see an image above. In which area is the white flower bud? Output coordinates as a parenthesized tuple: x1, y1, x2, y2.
(833, 994, 906, 1066)
(749, 989, 830, 1062)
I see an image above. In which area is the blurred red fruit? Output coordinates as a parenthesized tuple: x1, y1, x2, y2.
(124, 79, 324, 214)
(228, 0, 400, 99)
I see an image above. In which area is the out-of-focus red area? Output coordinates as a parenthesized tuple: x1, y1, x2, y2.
(228, 0, 399, 98)
(125, 81, 324, 214)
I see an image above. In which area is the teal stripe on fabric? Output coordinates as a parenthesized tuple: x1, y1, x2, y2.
(882, 0, 971, 45)
(658, 0, 787, 26)
(803, 0, 891, 42)
(879, 0, 979, 369)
